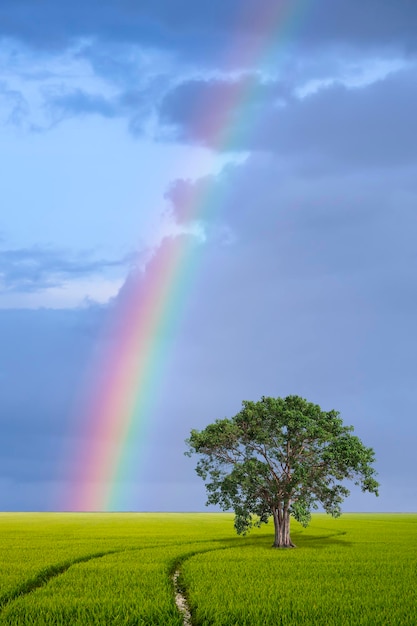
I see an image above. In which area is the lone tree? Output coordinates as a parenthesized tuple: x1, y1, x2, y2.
(186, 395, 379, 548)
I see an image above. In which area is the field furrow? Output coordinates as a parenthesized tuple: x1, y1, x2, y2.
(0, 549, 124, 611)
(0, 513, 416, 625)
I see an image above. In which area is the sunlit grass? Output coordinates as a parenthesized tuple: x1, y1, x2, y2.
(183, 514, 417, 625)
(0, 513, 416, 624)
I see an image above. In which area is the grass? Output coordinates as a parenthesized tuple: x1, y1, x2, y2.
(0, 513, 416, 624)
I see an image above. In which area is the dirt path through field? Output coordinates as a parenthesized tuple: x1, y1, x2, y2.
(171, 544, 239, 625)
(173, 568, 192, 626)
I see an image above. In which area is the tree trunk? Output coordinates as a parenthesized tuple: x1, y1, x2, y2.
(272, 505, 296, 548)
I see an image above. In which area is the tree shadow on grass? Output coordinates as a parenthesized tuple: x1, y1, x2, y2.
(214, 531, 354, 550)
(293, 531, 353, 549)
(190, 527, 354, 550)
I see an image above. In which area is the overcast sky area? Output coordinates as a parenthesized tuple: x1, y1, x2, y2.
(1, 0, 416, 513)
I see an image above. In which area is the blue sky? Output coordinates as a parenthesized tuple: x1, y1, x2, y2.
(1, 0, 416, 512)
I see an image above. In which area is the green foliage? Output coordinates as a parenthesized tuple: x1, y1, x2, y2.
(186, 395, 379, 535)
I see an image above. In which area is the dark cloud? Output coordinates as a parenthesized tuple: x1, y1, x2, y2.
(159, 75, 289, 146)
(159, 64, 417, 168)
(0, 0, 242, 58)
(3, 2, 415, 139)
(75, 42, 149, 87)
(164, 176, 215, 224)
(43, 85, 155, 126)
(45, 88, 118, 122)
(302, 0, 417, 52)
(255, 66, 417, 168)
(33, 82, 160, 133)
(0, 246, 133, 292)
(163, 153, 417, 336)
(0, 1, 416, 62)
(0, 82, 29, 126)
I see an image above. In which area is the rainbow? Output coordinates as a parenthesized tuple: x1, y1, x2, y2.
(64, 0, 310, 512)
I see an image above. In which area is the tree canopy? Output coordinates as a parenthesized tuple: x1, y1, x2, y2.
(186, 395, 379, 547)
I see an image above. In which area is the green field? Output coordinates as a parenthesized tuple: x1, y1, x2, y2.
(0, 513, 416, 625)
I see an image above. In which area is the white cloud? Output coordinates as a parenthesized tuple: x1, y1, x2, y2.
(295, 55, 409, 98)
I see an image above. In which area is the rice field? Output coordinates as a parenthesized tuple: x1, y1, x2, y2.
(0, 512, 416, 624)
